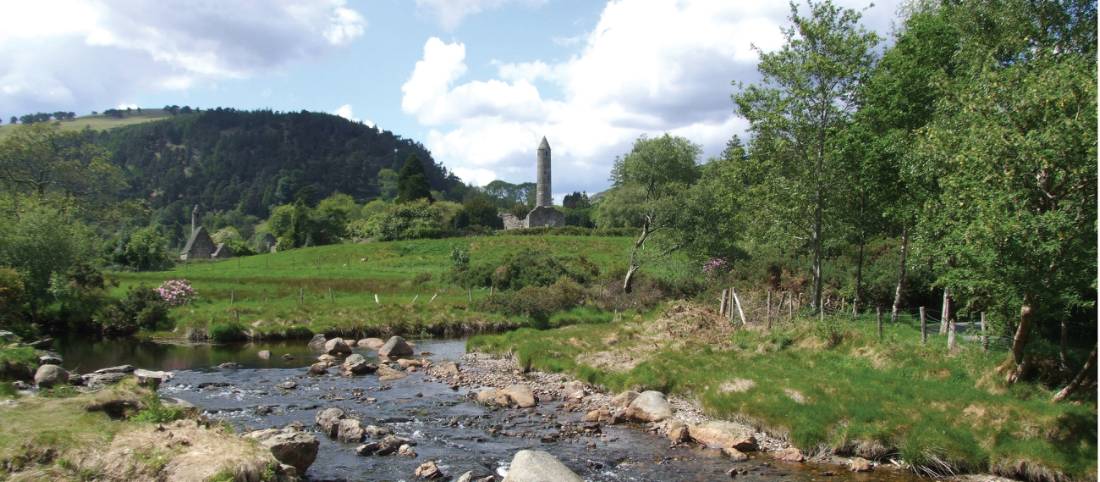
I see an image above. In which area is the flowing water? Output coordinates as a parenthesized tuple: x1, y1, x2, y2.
(57, 338, 921, 482)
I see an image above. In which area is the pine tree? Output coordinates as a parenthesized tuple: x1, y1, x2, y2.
(397, 154, 432, 203)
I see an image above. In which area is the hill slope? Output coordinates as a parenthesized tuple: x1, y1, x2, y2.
(0, 109, 169, 138)
(94, 108, 464, 227)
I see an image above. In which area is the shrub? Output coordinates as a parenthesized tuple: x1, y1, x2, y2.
(131, 394, 185, 423)
(155, 279, 196, 307)
(475, 277, 587, 324)
(94, 286, 171, 336)
(114, 226, 173, 271)
(362, 199, 447, 241)
(209, 322, 248, 343)
(459, 248, 600, 291)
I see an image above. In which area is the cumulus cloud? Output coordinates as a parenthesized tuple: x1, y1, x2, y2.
(402, 0, 901, 193)
(0, 0, 365, 115)
(332, 103, 375, 127)
(415, 0, 547, 31)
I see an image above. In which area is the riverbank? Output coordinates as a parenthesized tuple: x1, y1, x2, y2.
(468, 302, 1097, 482)
(0, 378, 290, 481)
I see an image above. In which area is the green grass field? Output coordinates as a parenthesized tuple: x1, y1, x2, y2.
(470, 311, 1097, 481)
(115, 235, 635, 339)
(0, 110, 168, 138)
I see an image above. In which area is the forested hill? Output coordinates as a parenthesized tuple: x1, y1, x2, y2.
(96, 108, 463, 220)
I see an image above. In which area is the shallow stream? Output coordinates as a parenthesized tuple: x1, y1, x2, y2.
(57, 338, 920, 481)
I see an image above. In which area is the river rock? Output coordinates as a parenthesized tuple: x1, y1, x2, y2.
(356, 435, 414, 456)
(610, 390, 639, 408)
(378, 336, 413, 358)
(723, 447, 749, 461)
(94, 365, 135, 374)
(502, 384, 537, 408)
(475, 388, 508, 406)
(309, 362, 330, 375)
(258, 350, 271, 360)
(688, 421, 758, 451)
(503, 449, 582, 482)
(666, 420, 689, 443)
(336, 418, 366, 443)
(848, 457, 873, 472)
(358, 338, 385, 350)
(774, 447, 804, 463)
(342, 354, 377, 376)
(584, 409, 611, 423)
(217, 362, 242, 369)
(38, 352, 62, 366)
(307, 334, 327, 351)
(82, 371, 129, 388)
(562, 381, 586, 400)
(34, 364, 68, 388)
(625, 390, 672, 422)
(277, 380, 298, 390)
(324, 338, 352, 356)
(397, 358, 425, 369)
(315, 407, 346, 438)
(377, 364, 407, 381)
(363, 424, 393, 439)
(437, 361, 461, 377)
(398, 443, 417, 457)
(245, 427, 319, 473)
(415, 460, 444, 479)
(133, 368, 172, 388)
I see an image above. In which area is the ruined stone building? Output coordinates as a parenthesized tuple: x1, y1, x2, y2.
(502, 136, 565, 229)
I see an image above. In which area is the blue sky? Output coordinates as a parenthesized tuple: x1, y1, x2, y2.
(0, 0, 903, 197)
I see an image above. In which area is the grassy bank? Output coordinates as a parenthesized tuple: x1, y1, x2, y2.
(115, 235, 637, 339)
(469, 305, 1097, 481)
(0, 347, 38, 381)
(0, 379, 280, 480)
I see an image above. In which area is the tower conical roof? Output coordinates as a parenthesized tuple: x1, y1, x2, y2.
(538, 136, 550, 150)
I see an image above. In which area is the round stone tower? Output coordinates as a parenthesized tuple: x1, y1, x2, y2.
(536, 136, 552, 207)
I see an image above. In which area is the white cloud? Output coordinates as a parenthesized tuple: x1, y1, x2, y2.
(401, 0, 902, 195)
(332, 103, 375, 128)
(0, 0, 366, 115)
(414, 0, 547, 31)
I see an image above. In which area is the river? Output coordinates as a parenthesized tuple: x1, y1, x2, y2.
(57, 337, 920, 481)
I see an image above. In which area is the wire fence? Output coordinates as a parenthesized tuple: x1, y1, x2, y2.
(713, 287, 1013, 350)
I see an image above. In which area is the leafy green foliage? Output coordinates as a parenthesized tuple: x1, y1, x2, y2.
(208, 322, 248, 343)
(113, 226, 173, 271)
(130, 394, 185, 424)
(456, 248, 600, 291)
(94, 286, 171, 337)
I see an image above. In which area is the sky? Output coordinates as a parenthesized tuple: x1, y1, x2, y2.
(0, 0, 905, 198)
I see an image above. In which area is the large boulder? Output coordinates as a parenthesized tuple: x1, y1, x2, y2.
(625, 390, 672, 422)
(501, 384, 537, 408)
(503, 450, 582, 482)
(357, 338, 385, 350)
(378, 336, 413, 358)
(315, 407, 346, 438)
(245, 427, 319, 474)
(610, 390, 639, 408)
(342, 354, 377, 376)
(324, 338, 352, 356)
(34, 364, 68, 388)
(81, 371, 130, 388)
(307, 334, 327, 351)
(687, 421, 758, 451)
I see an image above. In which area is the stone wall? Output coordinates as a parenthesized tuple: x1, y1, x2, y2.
(500, 213, 526, 230)
(524, 206, 564, 228)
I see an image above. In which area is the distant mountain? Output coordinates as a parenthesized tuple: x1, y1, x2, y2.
(96, 108, 465, 223)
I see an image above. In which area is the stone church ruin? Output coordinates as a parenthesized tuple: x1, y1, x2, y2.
(502, 136, 565, 229)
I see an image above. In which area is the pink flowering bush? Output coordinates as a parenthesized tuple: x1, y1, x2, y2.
(156, 279, 196, 306)
(702, 257, 729, 276)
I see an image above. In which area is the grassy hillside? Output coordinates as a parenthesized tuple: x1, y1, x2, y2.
(114, 235, 637, 339)
(0, 110, 169, 138)
(470, 309, 1097, 481)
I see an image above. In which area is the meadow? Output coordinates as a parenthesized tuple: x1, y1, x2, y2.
(0, 110, 168, 138)
(470, 309, 1097, 481)
(114, 235, 637, 339)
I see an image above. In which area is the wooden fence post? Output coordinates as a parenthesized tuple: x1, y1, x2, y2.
(788, 291, 793, 321)
(877, 306, 883, 341)
(940, 288, 950, 334)
(920, 306, 927, 344)
(374, 293, 380, 304)
(298, 287, 303, 304)
(230, 289, 235, 304)
(719, 289, 728, 316)
(766, 289, 773, 330)
(731, 288, 747, 326)
(947, 314, 957, 351)
(980, 312, 989, 351)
